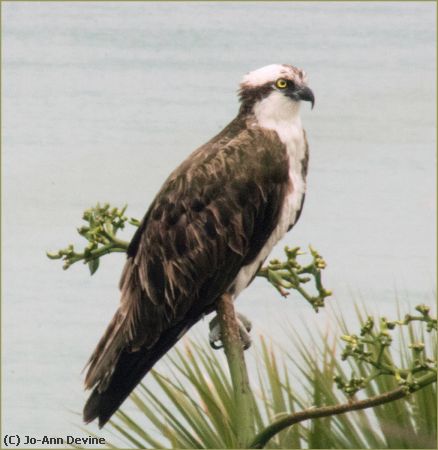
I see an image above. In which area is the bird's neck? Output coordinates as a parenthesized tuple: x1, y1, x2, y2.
(252, 92, 303, 145)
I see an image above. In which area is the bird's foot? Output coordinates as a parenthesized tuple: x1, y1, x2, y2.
(209, 312, 252, 350)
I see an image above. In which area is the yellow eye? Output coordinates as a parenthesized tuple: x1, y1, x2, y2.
(276, 78, 288, 89)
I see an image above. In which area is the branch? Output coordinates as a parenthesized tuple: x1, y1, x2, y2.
(249, 371, 437, 449)
(335, 305, 437, 396)
(47, 204, 331, 311)
(46, 203, 132, 274)
(215, 293, 255, 448)
(257, 246, 332, 311)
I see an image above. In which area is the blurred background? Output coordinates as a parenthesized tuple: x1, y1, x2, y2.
(2, 1, 436, 445)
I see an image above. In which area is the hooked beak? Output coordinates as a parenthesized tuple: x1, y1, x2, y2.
(296, 86, 315, 109)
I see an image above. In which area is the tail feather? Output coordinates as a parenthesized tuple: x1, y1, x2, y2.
(84, 310, 126, 391)
(83, 347, 150, 427)
(83, 319, 194, 427)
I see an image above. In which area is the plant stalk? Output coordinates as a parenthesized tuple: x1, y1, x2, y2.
(249, 371, 437, 448)
(216, 293, 254, 448)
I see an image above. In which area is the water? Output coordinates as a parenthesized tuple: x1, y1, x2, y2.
(3, 2, 436, 446)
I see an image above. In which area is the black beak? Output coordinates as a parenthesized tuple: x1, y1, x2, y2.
(296, 86, 315, 109)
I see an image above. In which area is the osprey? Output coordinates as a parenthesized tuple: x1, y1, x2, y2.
(83, 64, 314, 427)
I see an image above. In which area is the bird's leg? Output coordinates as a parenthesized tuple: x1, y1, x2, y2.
(209, 312, 252, 350)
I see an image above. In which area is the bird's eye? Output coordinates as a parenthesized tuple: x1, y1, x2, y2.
(275, 78, 288, 89)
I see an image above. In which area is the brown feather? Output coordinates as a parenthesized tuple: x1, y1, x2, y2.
(84, 113, 293, 423)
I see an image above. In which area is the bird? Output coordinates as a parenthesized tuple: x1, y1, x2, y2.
(83, 63, 315, 427)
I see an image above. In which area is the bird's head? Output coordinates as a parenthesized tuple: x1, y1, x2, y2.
(238, 64, 314, 118)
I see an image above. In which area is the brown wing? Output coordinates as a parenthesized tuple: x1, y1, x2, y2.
(84, 120, 289, 391)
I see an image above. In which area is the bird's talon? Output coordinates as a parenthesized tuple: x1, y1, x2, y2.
(237, 313, 251, 332)
(239, 324, 252, 350)
(210, 340, 224, 350)
(208, 312, 252, 350)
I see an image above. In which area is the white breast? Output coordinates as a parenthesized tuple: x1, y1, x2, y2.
(231, 92, 307, 298)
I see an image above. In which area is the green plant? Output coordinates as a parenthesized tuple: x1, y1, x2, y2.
(47, 203, 330, 310)
(95, 305, 436, 449)
(48, 203, 436, 448)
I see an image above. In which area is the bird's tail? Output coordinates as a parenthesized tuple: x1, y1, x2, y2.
(83, 319, 194, 428)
